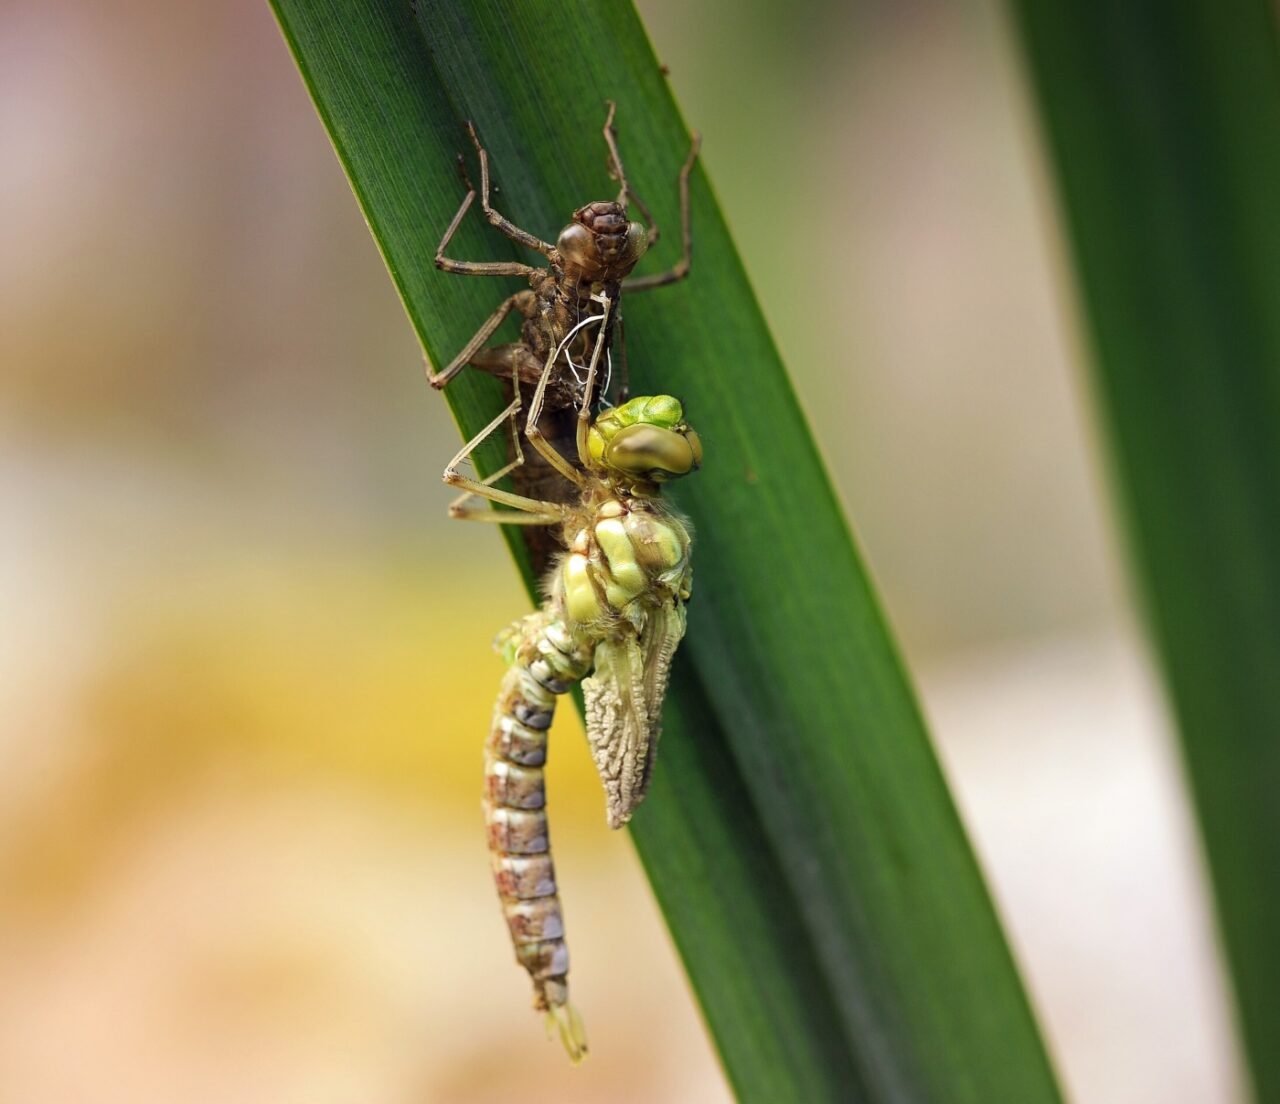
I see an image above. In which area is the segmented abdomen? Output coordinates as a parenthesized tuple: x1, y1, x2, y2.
(485, 610, 593, 1027)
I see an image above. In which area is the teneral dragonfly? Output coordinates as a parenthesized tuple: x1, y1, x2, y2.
(440, 310, 700, 1059)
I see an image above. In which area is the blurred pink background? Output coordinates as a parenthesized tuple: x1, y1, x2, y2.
(0, 0, 1244, 1100)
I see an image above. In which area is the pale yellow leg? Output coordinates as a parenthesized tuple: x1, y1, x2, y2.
(442, 398, 565, 521)
(524, 340, 592, 489)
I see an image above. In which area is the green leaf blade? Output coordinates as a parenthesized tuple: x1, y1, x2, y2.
(270, 3, 1062, 1100)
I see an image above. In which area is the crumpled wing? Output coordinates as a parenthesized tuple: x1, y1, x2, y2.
(582, 599, 687, 829)
(636, 598, 686, 785)
(583, 636, 648, 829)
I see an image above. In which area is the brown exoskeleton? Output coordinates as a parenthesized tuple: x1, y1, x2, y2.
(427, 102, 699, 570)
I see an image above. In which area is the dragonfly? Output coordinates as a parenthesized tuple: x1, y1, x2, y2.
(439, 296, 701, 1061)
(426, 102, 699, 568)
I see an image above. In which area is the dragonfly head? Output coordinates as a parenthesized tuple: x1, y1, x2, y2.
(588, 395, 702, 488)
(557, 201, 649, 278)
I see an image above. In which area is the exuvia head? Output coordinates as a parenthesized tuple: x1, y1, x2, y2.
(587, 395, 702, 486)
(555, 201, 649, 277)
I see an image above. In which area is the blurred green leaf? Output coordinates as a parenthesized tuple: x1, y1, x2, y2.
(270, 2, 1061, 1100)
(1009, 1, 1280, 1098)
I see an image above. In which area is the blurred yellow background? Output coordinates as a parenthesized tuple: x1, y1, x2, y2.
(0, 0, 1245, 1101)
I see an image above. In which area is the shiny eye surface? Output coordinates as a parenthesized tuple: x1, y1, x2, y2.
(625, 222, 649, 261)
(684, 430, 703, 469)
(555, 222, 596, 267)
(605, 424, 697, 479)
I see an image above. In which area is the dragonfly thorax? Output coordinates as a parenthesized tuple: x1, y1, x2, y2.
(559, 498, 691, 628)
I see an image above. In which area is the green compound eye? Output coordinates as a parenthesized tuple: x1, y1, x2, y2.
(586, 395, 701, 482)
(604, 424, 698, 479)
(685, 429, 703, 469)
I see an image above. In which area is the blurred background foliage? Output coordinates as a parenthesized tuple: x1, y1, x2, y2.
(0, 0, 1253, 1101)
(1012, 0, 1280, 1099)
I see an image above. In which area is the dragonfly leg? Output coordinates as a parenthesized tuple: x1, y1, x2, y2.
(435, 167, 539, 279)
(601, 100, 658, 239)
(449, 491, 561, 526)
(623, 131, 700, 292)
(575, 295, 613, 467)
(448, 434, 559, 524)
(425, 290, 537, 389)
(525, 347, 588, 488)
(444, 397, 565, 521)
(465, 122, 556, 258)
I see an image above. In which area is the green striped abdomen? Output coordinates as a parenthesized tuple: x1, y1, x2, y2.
(484, 610, 592, 1048)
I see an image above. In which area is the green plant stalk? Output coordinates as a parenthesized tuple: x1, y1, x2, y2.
(270, 2, 1062, 1100)
(1009, 1, 1280, 1099)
